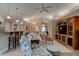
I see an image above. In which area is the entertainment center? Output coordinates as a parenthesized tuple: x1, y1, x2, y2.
(55, 16, 79, 50)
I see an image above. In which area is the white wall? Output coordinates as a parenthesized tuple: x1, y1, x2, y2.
(0, 33, 9, 54)
(47, 20, 56, 39)
(52, 20, 56, 38)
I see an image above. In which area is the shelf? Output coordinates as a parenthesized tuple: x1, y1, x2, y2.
(56, 33, 67, 36)
(62, 36, 66, 43)
(67, 36, 72, 38)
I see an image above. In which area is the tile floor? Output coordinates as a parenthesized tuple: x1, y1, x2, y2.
(1, 40, 79, 56)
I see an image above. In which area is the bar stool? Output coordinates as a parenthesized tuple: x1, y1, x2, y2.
(8, 36, 15, 49)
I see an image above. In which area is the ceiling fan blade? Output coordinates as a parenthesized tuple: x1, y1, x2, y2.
(45, 9, 49, 12)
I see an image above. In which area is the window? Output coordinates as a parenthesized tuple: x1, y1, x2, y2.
(41, 26, 48, 36)
(41, 26, 46, 33)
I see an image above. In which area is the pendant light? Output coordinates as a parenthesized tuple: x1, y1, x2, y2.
(16, 8, 19, 23)
(20, 12, 23, 24)
(16, 20, 19, 22)
(6, 3, 11, 19)
(21, 22, 23, 24)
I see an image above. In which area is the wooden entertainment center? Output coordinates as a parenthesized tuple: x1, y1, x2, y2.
(55, 16, 79, 50)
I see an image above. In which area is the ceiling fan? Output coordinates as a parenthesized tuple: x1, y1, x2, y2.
(35, 3, 52, 13)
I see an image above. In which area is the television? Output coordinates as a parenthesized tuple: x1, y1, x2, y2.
(59, 25, 67, 35)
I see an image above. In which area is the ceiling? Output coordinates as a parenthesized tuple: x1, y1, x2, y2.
(0, 3, 79, 21)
